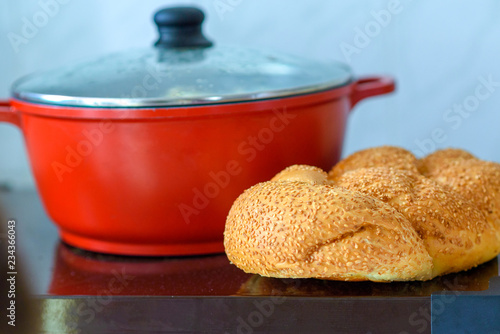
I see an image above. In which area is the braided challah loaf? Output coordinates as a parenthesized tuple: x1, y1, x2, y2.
(224, 147, 500, 282)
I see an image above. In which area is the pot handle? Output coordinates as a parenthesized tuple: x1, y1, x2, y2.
(0, 100, 21, 127)
(350, 76, 395, 109)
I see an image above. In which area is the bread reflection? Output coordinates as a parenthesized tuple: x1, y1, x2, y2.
(237, 258, 499, 297)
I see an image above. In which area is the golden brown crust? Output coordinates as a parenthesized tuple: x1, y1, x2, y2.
(334, 167, 500, 277)
(422, 157, 500, 234)
(271, 164, 330, 185)
(418, 148, 476, 176)
(328, 146, 419, 181)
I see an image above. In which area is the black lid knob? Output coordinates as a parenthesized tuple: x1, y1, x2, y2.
(154, 6, 213, 49)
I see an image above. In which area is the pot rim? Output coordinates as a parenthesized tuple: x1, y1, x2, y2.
(9, 83, 355, 120)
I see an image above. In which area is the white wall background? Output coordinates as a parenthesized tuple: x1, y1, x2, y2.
(0, 0, 499, 189)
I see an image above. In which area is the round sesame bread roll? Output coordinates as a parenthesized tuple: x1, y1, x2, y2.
(328, 146, 419, 181)
(224, 165, 434, 282)
(334, 167, 500, 277)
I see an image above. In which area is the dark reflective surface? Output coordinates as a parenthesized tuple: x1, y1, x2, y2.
(1, 189, 499, 298)
(49, 242, 251, 296)
(237, 258, 499, 297)
(49, 241, 499, 297)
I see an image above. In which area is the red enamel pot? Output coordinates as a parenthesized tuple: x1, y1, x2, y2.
(0, 7, 395, 256)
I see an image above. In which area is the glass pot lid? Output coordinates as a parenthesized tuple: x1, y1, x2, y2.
(12, 6, 352, 108)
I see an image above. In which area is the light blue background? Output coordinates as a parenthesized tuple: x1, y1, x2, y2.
(1, 0, 499, 189)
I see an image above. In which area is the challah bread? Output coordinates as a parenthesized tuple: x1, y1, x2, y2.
(224, 147, 500, 282)
(224, 165, 433, 282)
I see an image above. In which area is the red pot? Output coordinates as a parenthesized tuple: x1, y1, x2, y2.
(0, 7, 395, 256)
